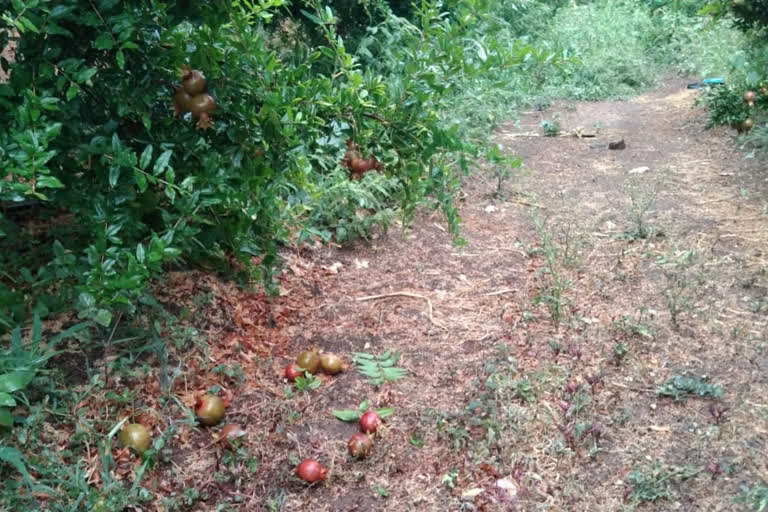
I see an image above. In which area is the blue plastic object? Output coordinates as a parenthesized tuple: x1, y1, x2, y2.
(687, 78, 725, 89)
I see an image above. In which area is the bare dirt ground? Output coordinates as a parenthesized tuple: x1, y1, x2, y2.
(119, 79, 768, 511)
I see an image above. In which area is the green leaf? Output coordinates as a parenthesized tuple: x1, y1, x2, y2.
(116, 50, 125, 70)
(94, 309, 113, 327)
(36, 176, 64, 189)
(0, 392, 16, 408)
(94, 33, 114, 50)
(0, 371, 35, 394)
(136, 243, 145, 263)
(19, 16, 40, 34)
(300, 9, 323, 25)
(0, 447, 32, 481)
(332, 409, 361, 421)
(375, 407, 395, 418)
(78, 292, 96, 309)
(0, 408, 12, 427)
(108, 166, 120, 187)
(134, 170, 147, 192)
(74, 67, 98, 84)
(66, 83, 80, 101)
(153, 150, 172, 176)
(139, 145, 153, 170)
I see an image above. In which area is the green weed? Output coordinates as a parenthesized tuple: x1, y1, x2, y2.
(626, 461, 698, 503)
(293, 372, 322, 393)
(621, 174, 664, 240)
(540, 115, 561, 136)
(737, 482, 768, 511)
(538, 2, 740, 100)
(656, 374, 723, 401)
(531, 214, 582, 329)
(655, 249, 707, 331)
(0, 316, 89, 428)
(614, 310, 655, 340)
(485, 143, 523, 199)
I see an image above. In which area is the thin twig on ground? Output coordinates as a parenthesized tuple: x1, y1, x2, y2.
(355, 292, 446, 329)
(485, 288, 517, 296)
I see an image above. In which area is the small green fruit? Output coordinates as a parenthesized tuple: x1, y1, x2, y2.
(296, 349, 321, 374)
(119, 423, 151, 454)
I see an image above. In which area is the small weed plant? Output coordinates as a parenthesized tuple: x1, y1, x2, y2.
(531, 213, 582, 329)
(737, 482, 768, 512)
(333, 400, 395, 421)
(656, 374, 723, 402)
(621, 175, 663, 240)
(626, 461, 698, 504)
(485, 144, 523, 199)
(540, 115, 561, 136)
(353, 350, 408, 386)
(655, 249, 707, 331)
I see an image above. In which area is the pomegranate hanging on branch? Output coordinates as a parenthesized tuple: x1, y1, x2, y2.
(172, 67, 217, 130)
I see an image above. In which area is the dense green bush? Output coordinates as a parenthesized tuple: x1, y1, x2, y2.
(0, 0, 744, 335)
(697, 1, 768, 137)
(703, 0, 768, 32)
(2, 0, 544, 333)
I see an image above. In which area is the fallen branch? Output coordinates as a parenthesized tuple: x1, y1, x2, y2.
(503, 130, 597, 139)
(485, 288, 516, 297)
(509, 198, 545, 209)
(355, 292, 446, 329)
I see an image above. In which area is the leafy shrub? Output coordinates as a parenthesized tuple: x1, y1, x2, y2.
(702, 84, 752, 128)
(703, 0, 768, 32)
(1, 0, 539, 334)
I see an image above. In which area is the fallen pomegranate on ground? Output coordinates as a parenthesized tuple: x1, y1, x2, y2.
(218, 424, 246, 450)
(347, 432, 373, 458)
(359, 411, 381, 434)
(296, 459, 328, 483)
(196, 394, 226, 426)
(284, 363, 304, 381)
(119, 423, 151, 454)
(296, 349, 321, 374)
(320, 353, 347, 375)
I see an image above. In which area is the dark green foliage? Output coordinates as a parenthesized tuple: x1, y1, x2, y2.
(645, 0, 710, 16)
(702, 85, 752, 128)
(2, 0, 529, 333)
(703, 0, 768, 32)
